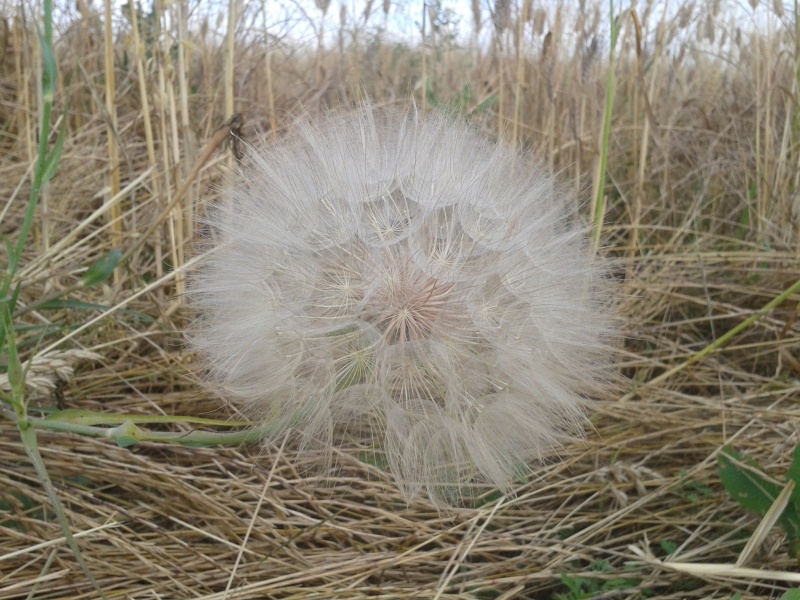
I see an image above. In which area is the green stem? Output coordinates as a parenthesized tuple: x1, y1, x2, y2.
(43, 408, 250, 427)
(30, 417, 269, 447)
(18, 423, 108, 599)
(3, 0, 56, 296)
(592, 0, 617, 251)
(622, 276, 800, 401)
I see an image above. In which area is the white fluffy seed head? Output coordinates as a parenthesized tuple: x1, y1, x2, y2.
(189, 106, 617, 505)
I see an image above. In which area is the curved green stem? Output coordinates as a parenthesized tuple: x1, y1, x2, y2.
(29, 416, 275, 448)
(44, 408, 250, 428)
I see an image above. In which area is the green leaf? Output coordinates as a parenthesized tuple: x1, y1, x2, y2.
(659, 539, 678, 555)
(0, 283, 21, 352)
(41, 113, 68, 185)
(425, 78, 439, 108)
(452, 84, 471, 113)
(7, 339, 23, 397)
(787, 446, 800, 551)
(9, 282, 20, 316)
(37, 299, 111, 311)
(2, 234, 16, 296)
(3, 302, 25, 414)
(786, 445, 800, 510)
(357, 451, 389, 471)
(719, 447, 781, 515)
(718, 447, 800, 540)
(470, 95, 498, 116)
(82, 249, 122, 288)
(45, 409, 123, 425)
(779, 590, 800, 600)
(736, 205, 750, 241)
(111, 420, 144, 448)
(34, 22, 56, 104)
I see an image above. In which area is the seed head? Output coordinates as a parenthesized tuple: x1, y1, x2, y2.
(189, 107, 617, 505)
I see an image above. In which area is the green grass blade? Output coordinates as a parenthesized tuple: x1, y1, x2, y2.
(41, 113, 68, 185)
(82, 249, 122, 288)
(4, 0, 58, 293)
(17, 425, 107, 599)
(591, 0, 617, 251)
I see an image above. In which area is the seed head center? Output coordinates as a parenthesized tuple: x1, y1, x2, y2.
(365, 272, 454, 344)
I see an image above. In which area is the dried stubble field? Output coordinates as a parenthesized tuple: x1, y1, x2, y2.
(1, 0, 800, 598)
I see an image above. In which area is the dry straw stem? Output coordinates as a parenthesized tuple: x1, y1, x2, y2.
(102, 0, 121, 278)
(1, 0, 800, 596)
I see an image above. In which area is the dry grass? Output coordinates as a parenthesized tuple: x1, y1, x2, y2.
(1, 0, 800, 597)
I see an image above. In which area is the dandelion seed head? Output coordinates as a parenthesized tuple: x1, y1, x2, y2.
(189, 106, 617, 505)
